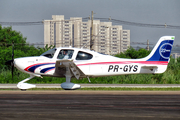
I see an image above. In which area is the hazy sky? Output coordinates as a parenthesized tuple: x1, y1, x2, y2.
(0, 0, 180, 47)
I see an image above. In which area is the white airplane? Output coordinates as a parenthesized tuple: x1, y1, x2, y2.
(6, 36, 175, 90)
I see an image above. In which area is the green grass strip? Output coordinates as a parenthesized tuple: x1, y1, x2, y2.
(0, 87, 178, 91)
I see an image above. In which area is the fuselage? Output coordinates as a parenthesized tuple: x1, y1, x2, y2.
(14, 47, 168, 78)
(11, 36, 175, 90)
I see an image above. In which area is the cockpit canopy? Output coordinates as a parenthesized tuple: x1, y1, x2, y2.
(41, 48, 93, 60)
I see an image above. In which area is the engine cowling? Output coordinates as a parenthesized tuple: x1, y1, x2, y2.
(61, 82, 81, 90)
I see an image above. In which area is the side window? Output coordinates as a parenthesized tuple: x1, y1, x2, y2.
(57, 50, 74, 59)
(76, 51, 93, 60)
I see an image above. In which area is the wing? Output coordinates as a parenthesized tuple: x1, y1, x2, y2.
(54, 59, 86, 79)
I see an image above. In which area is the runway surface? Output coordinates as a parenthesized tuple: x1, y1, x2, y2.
(0, 91, 180, 120)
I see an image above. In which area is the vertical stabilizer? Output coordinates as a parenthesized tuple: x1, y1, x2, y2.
(144, 36, 175, 62)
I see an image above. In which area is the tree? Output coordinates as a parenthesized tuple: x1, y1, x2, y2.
(115, 47, 151, 59)
(0, 25, 42, 69)
(0, 26, 26, 49)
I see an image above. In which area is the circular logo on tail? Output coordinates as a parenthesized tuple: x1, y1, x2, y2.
(159, 43, 172, 59)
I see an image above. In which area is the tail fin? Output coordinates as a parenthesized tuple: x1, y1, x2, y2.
(145, 36, 175, 61)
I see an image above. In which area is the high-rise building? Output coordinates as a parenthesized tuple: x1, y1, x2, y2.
(44, 15, 130, 55)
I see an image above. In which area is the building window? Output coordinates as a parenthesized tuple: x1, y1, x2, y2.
(123, 44, 127, 46)
(83, 33, 87, 35)
(65, 21, 69, 23)
(112, 44, 117, 46)
(101, 36, 105, 38)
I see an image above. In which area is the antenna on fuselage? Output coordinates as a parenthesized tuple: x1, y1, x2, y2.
(81, 40, 90, 49)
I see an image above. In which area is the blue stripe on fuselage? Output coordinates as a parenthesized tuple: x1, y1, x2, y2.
(28, 63, 55, 73)
(40, 67, 55, 73)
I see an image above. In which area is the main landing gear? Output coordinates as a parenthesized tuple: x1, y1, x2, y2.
(61, 66, 81, 90)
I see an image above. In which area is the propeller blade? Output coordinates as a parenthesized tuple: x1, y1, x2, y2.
(12, 41, 14, 62)
(12, 63, 14, 80)
(5, 60, 13, 65)
(12, 42, 14, 80)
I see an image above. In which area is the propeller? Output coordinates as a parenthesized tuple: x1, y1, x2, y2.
(5, 42, 14, 79)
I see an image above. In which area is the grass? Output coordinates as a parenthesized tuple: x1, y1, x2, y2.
(1, 68, 180, 84)
(0, 58, 180, 84)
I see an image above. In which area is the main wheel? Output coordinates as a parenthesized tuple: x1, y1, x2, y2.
(21, 89, 27, 91)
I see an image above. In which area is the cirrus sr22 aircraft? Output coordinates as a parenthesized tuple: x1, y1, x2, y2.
(8, 36, 175, 90)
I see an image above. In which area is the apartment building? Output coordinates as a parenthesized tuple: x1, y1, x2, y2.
(44, 15, 130, 55)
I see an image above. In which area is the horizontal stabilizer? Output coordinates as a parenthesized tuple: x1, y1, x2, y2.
(141, 65, 158, 68)
(141, 65, 158, 71)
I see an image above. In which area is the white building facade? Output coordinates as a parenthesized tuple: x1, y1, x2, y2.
(44, 15, 130, 55)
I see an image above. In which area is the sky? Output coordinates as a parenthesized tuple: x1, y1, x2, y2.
(0, 0, 180, 48)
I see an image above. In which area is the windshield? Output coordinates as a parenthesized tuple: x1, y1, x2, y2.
(40, 48, 56, 58)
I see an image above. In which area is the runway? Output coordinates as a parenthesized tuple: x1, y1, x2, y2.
(0, 91, 180, 120)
